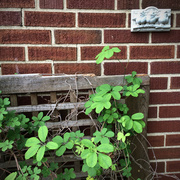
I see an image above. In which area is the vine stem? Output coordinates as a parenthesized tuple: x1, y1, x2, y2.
(0, 167, 11, 174)
(10, 149, 23, 175)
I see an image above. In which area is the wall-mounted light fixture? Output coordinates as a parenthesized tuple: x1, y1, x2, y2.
(131, 6, 171, 32)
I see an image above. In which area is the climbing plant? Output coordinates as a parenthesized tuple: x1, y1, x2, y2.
(0, 47, 148, 180)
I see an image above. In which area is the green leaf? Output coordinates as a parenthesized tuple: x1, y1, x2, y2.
(105, 131, 114, 138)
(102, 46, 109, 52)
(97, 144, 114, 153)
(42, 116, 50, 121)
(136, 89, 145, 94)
(101, 128, 107, 135)
(124, 118, 133, 130)
(25, 145, 40, 159)
(117, 132, 125, 141)
(65, 142, 74, 149)
(133, 84, 140, 91)
(95, 104, 104, 114)
(38, 126, 48, 143)
(98, 153, 112, 169)
(111, 47, 121, 53)
(104, 101, 111, 110)
(38, 112, 43, 120)
(85, 101, 93, 108)
(5, 172, 17, 180)
(42, 166, 51, 177)
(101, 137, 109, 144)
(132, 71, 137, 77)
(81, 149, 91, 159)
(138, 120, 146, 128)
(81, 139, 94, 148)
(64, 132, 70, 143)
(99, 84, 111, 91)
(52, 136, 63, 146)
(111, 91, 121, 100)
(133, 121, 143, 133)
(46, 142, 59, 150)
(104, 49, 114, 59)
(56, 146, 66, 156)
(113, 86, 123, 91)
(96, 54, 104, 64)
(86, 152, 97, 168)
(25, 137, 40, 147)
(36, 146, 45, 161)
(131, 113, 144, 120)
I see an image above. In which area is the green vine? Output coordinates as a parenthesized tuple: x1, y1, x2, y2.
(0, 46, 147, 180)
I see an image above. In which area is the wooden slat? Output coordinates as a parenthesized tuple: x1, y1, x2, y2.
(126, 85, 151, 180)
(46, 119, 97, 129)
(70, 91, 81, 179)
(30, 93, 38, 117)
(0, 74, 150, 94)
(6, 102, 85, 113)
(10, 95, 18, 106)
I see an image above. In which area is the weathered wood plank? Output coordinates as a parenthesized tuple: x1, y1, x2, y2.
(0, 74, 150, 94)
(10, 95, 18, 106)
(46, 119, 97, 129)
(126, 85, 151, 180)
(7, 102, 85, 113)
(70, 91, 81, 180)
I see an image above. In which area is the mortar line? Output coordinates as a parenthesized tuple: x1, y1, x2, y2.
(114, 0, 117, 10)
(63, 0, 67, 10)
(24, 46, 29, 62)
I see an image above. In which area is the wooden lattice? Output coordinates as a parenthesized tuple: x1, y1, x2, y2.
(0, 74, 150, 180)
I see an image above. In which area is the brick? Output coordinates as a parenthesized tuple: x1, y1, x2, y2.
(150, 162, 165, 173)
(148, 148, 180, 160)
(150, 77, 168, 90)
(0, 30, 51, 44)
(166, 134, 180, 146)
(78, 13, 126, 28)
(0, 11, 21, 26)
(150, 92, 180, 105)
(147, 121, 180, 133)
(0, 47, 25, 61)
(128, 13, 131, 28)
(28, 47, 76, 61)
(148, 107, 157, 118)
(104, 30, 149, 43)
(152, 30, 180, 43)
(151, 61, 180, 74)
(147, 136, 164, 147)
(55, 30, 101, 44)
(1, 64, 52, 75)
(81, 46, 127, 60)
(171, 77, 180, 89)
(177, 45, 180, 58)
(159, 106, 180, 118)
(104, 62, 148, 75)
(40, 0, 63, 9)
(54, 63, 101, 75)
(117, 0, 139, 9)
(167, 161, 180, 172)
(130, 46, 174, 59)
(177, 14, 180, 27)
(25, 12, 75, 27)
(142, 0, 180, 10)
(67, 0, 114, 10)
(0, 0, 35, 8)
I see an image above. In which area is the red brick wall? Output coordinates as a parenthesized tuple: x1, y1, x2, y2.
(0, 0, 180, 178)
